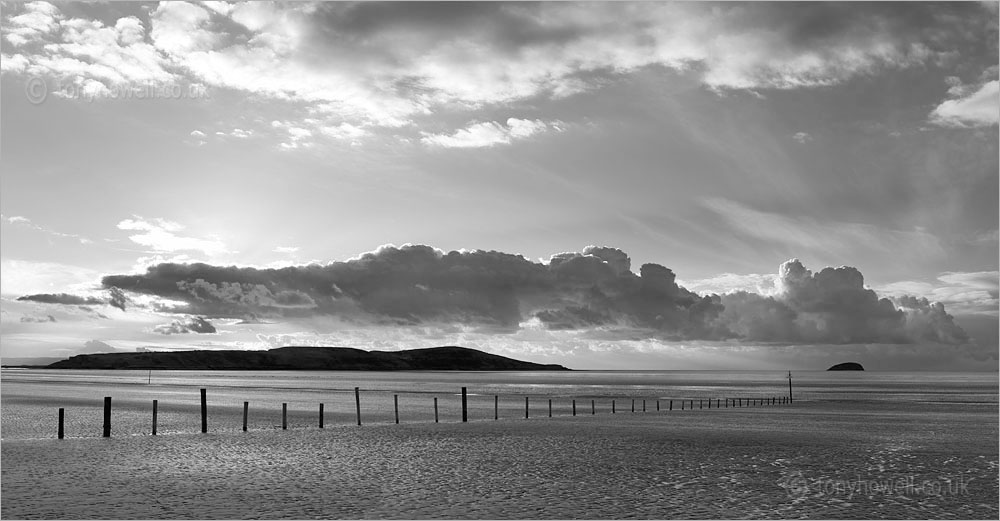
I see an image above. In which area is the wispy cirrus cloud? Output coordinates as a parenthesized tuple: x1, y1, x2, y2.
(702, 198, 945, 261)
(421, 118, 562, 148)
(2, 214, 92, 244)
(3, 1, 991, 144)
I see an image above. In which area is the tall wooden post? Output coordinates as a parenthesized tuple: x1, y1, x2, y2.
(572, 399, 576, 416)
(591, 399, 595, 415)
(461, 387, 468, 423)
(58, 408, 64, 439)
(788, 371, 793, 404)
(355, 387, 362, 426)
(243, 401, 248, 432)
(657, 400, 660, 411)
(103, 396, 111, 437)
(282, 403, 287, 430)
(434, 397, 439, 423)
(669, 399, 673, 411)
(319, 403, 324, 429)
(525, 396, 529, 419)
(152, 400, 158, 436)
(549, 399, 552, 418)
(631, 399, 635, 413)
(494, 395, 498, 420)
(200, 388, 207, 433)
(394, 395, 399, 424)
(612, 399, 616, 414)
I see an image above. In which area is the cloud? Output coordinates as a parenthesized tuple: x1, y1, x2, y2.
(16, 293, 104, 306)
(792, 132, 813, 144)
(878, 271, 999, 316)
(4, 2, 988, 134)
(107, 287, 131, 312)
(152, 316, 217, 335)
(930, 79, 999, 128)
(20, 314, 57, 323)
(100, 244, 971, 346)
(3, 213, 93, 244)
(421, 118, 560, 148)
(117, 216, 229, 256)
(273, 246, 299, 254)
(703, 198, 944, 260)
(716, 259, 969, 345)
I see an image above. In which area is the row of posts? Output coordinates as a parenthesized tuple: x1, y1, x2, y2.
(61, 387, 791, 438)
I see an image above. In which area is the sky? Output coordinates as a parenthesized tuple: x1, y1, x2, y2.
(1, 1, 997, 371)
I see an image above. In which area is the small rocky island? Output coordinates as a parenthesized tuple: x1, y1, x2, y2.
(827, 362, 864, 371)
(46, 345, 570, 371)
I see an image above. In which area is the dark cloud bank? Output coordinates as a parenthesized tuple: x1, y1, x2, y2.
(99, 245, 970, 346)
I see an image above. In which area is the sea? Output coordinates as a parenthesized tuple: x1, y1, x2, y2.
(1, 369, 996, 439)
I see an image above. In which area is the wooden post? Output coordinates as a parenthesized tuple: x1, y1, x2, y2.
(462, 387, 468, 423)
(58, 408, 64, 439)
(434, 397, 439, 423)
(200, 388, 207, 433)
(319, 403, 324, 429)
(243, 401, 248, 432)
(591, 399, 595, 415)
(631, 399, 635, 413)
(708, 398, 711, 409)
(657, 400, 660, 411)
(394, 395, 399, 424)
(681, 400, 684, 410)
(788, 371, 793, 404)
(494, 395, 498, 420)
(282, 403, 287, 430)
(549, 399, 552, 418)
(612, 399, 616, 414)
(355, 387, 362, 426)
(669, 399, 673, 411)
(690, 400, 693, 410)
(152, 400, 158, 436)
(525, 396, 529, 419)
(699, 399, 703, 410)
(572, 399, 576, 416)
(103, 396, 111, 437)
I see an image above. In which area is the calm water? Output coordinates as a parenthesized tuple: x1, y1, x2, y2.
(2, 369, 997, 439)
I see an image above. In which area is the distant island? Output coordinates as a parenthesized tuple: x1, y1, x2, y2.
(827, 362, 864, 371)
(46, 346, 571, 371)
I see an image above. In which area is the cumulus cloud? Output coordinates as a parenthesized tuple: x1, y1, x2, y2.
(878, 271, 999, 316)
(153, 316, 217, 335)
(930, 78, 999, 128)
(716, 259, 969, 345)
(101, 244, 971, 346)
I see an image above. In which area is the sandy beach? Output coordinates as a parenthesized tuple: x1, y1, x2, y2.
(3, 398, 997, 519)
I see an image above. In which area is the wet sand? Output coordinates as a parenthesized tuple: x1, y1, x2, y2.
(2, 401, 997, 519)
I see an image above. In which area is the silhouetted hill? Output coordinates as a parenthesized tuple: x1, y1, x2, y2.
(46, 346, 570, 371)
(827, 362, 864, 371)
